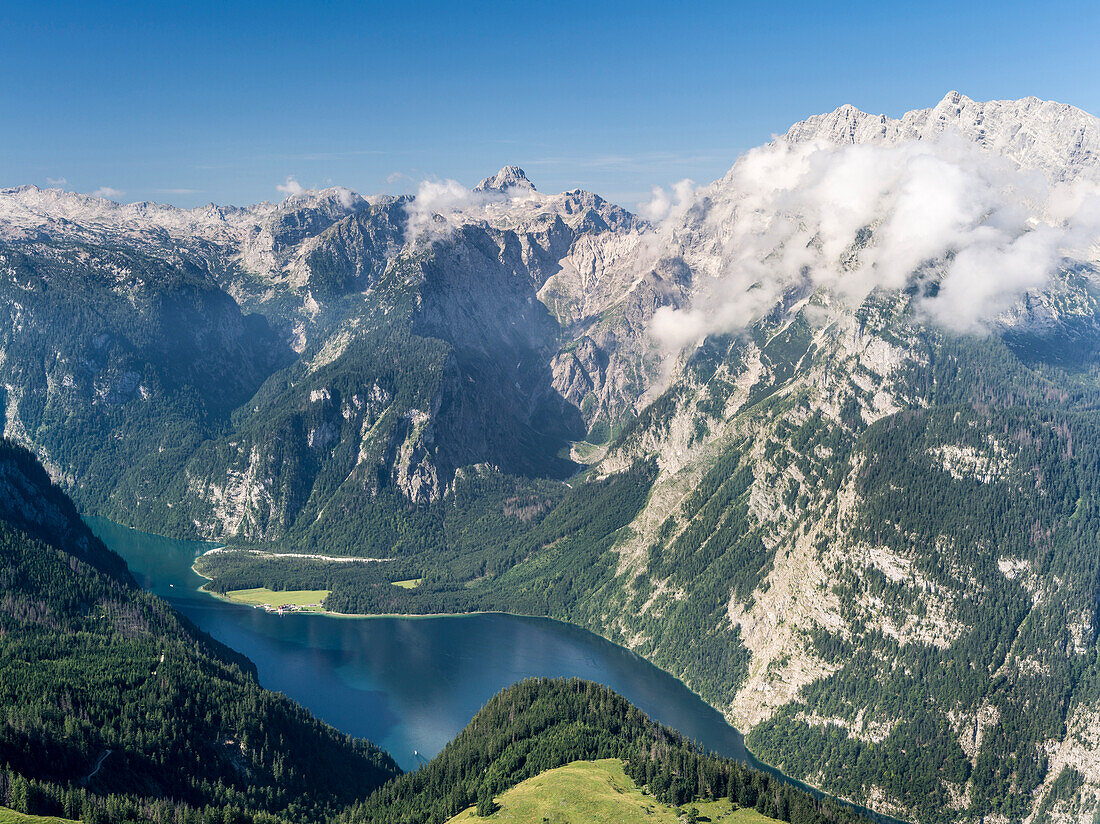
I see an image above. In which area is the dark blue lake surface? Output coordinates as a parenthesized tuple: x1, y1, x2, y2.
(90, 518, 749, 773)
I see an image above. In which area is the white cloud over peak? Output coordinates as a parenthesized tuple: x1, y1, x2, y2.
(403, 178, 509, 241)
(649, 134, 1100, 350)
(405, 179, 478, 239)
(93, 186, 125, 200)
(277, 176, 304, 197)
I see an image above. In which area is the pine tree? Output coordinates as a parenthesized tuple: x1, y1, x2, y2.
(476, 784, 496, 817)
(9, 773, 28, 814)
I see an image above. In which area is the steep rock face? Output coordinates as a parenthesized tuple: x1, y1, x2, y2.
(556, 95, 1100, 824)
(0, 170, 657, 541)
(412, 224, 585, 483)
(579, 282, 1100, 824)
(139, 188, 650, 540)
(301, 199, 408, 299)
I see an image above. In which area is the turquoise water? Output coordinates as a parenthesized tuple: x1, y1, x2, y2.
(90, 517, 749, 773)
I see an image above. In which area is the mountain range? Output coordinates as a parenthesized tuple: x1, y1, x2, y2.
(3, 91, 1100, 823)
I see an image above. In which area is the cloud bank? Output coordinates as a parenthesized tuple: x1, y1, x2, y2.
(648, 135, 1100, 350)
(403, 178, 529, 241)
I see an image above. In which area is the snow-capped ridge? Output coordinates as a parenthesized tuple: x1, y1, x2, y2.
(0, 184, 258, 237)
(785, 90, 1100, 182)
(273, 185, 366, 213)
(0, 182, 377, 250)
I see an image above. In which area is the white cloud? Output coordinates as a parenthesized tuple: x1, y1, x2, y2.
(333, 187, 357, 209)
(277, 176, 304, 197)
(403, 178, 506, 241)
(405, 179, 476, 239)
(93, 186, 125, 200)
(46, 177, 67, 187)
(648, 134, 1100, 349)
(639, 179, 696, 223)
(639, 186, 672, 223)
(650, 305, 709, 350)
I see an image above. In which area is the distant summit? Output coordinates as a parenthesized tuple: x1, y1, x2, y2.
(475, 165, 536, 193)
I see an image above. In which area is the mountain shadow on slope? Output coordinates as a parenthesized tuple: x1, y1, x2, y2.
(413, 224, 586, 481)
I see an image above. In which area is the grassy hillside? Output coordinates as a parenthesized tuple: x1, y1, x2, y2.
(0, 807, 78, 824)
(446, 759, 777, 824)
(338, 678, 870, 824)
(219, 587, 331, 610)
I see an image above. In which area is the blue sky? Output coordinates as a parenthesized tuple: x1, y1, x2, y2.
(3, 0, 1099, 209)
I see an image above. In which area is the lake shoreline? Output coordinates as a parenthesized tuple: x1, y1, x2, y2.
(190, 562, 903, 824)
(97, 515, 902, 824)
(186, 559, 744, 741)
(195, 570, 598, 623)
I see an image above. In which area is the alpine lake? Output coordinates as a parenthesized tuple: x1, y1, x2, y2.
(90, 517, 765, 777)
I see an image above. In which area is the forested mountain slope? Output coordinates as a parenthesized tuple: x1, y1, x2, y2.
(0, 176, 658, 549)
(0, 440, 399, 823)
(0, 440, 870, 824)
(338, 678, 871, 824)
(585, 309, 1100, 824)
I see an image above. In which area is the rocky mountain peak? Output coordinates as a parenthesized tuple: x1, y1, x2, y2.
(274, 185, 365, 213)
(475, 165, 536, 193)
(783, 91, 1100, 182)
